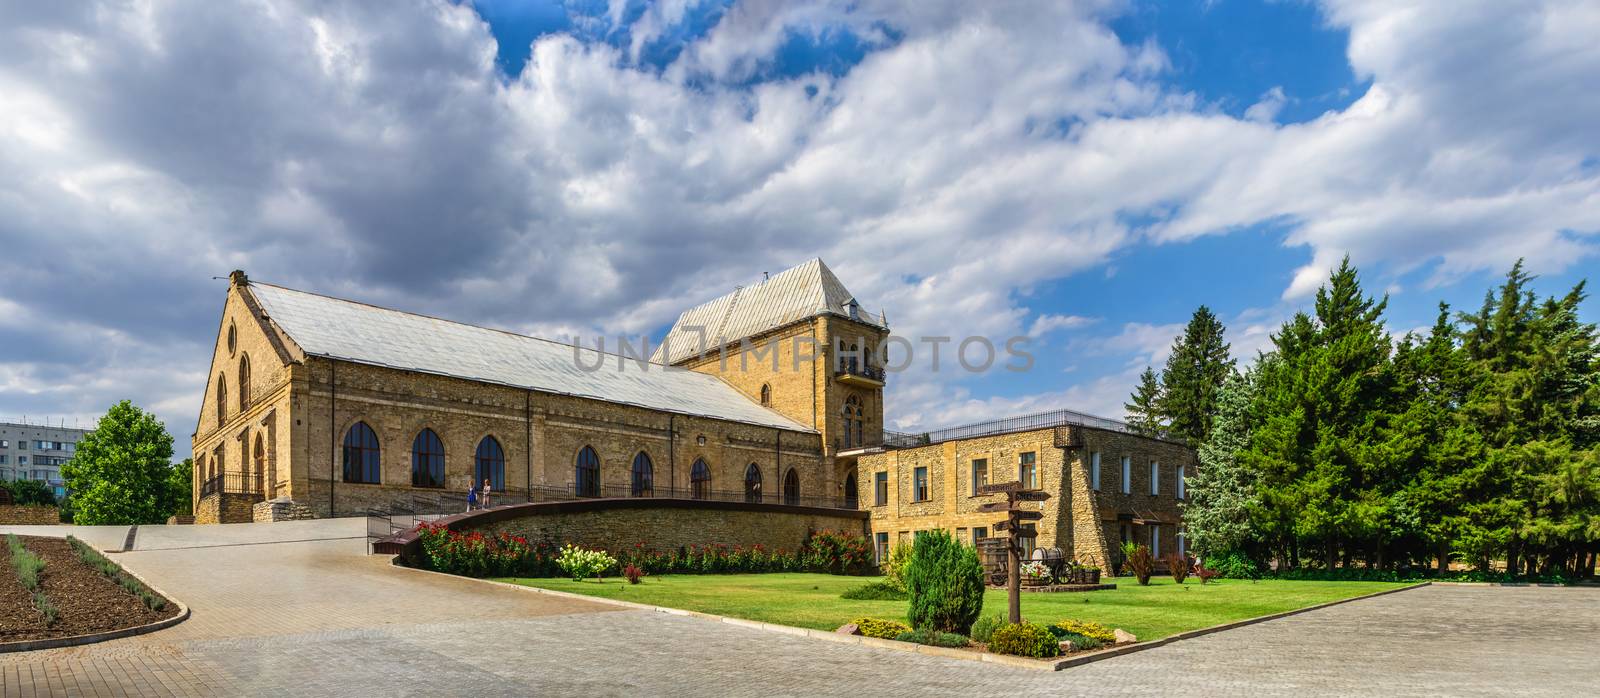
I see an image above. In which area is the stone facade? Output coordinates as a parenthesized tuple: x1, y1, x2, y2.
(195, 492, 261, 525)
(858, 425, 1196, 570)
(464, 500, 868, 555)
(191, 273, 832, 521)
(0, 504, 60, 525)
(253, 498, 317, 523)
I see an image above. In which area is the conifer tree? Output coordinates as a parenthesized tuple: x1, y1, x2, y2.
(1124, 366, 1166, 436)
(1159, 306, 1235, 444)
(1185, 365, 1262, 558)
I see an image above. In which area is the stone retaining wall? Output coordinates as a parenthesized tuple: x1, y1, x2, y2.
(195, 493, 261, 524)
(0, 504, 60, 525)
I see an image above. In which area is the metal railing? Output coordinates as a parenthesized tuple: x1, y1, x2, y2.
(835, 360, 886, 382)
(199, 472, 266, 498)
(874, 407, 1174, 450)
(344, 482, 859, 521)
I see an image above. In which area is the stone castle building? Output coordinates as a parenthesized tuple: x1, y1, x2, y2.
(192, 258, 1192, 570)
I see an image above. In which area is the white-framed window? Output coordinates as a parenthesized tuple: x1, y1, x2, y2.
(1090, 451, 1101, 491)
(1177, 465, 1186, 500)
(874, 532, 889, 564)
(1150, 461, 1160, 495)
(1019, 451, 1037, 489)
(1121, 456, 1131, 494)
(1150, 524, 1161, 557)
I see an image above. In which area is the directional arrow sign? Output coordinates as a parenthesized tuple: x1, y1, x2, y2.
(993, 521, 1037, 536)
(1009, 510, 1044, 521)
(976, 502, 1016, 513)
(977, 482, 1024, 495)
(1013, 491, 1052, 502)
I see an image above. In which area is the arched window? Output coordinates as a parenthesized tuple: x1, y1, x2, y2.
(238, 354, 251, 411)
(411, 428, 445, 488)
(216, 374, 228, 425)
(475, 436, 505, 492)
(783, 468, 800, 506)
(842, 395, 864, 448)
(575, 446, 600, 498)
(843, 471, 858, 509)
(691, 459, 711, 499)
(759, 383, 771, 405)
(744, 463, 762, 503)
(342, 422, 380, 484)
(631, 452, 654, 497)
(253, 434, 266, 493)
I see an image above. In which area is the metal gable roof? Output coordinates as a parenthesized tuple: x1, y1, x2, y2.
(651, 258, 886, 364)
(247, 282, 813, 433)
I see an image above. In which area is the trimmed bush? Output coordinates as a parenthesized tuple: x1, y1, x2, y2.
(988, 622, 1061, 658)
(893, 628, 970, 647)
(903, 530, 985, 634)
(1053, 619, 1115, 644)
(850, 616, 911, 639)
(1207, 549, 1261, 580)
(881, 542, 913, 591)
(557, 545, 617, 581)
(1121, 541, 1155, 586)
(840, 580, 908, 600)
(969, 614, 1005, 645)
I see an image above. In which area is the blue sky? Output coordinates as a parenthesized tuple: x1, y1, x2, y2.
(0, 0, 1596, 434)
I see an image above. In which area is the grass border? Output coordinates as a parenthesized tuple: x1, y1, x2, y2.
(386, 558, 1430, 671)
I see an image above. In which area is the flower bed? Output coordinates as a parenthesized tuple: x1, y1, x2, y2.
(1, 535, 179, 645)
(413, 523, 873, 578)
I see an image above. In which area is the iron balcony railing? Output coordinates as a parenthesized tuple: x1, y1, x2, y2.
(199, 472, 266, 498)
(835, 360, 886, 382)
(337, 482, 860, 520)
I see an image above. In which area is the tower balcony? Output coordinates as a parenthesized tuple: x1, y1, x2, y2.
(834, 361, 885, 388)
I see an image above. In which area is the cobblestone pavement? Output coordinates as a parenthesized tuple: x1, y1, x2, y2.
(2, 523, 1595, 696)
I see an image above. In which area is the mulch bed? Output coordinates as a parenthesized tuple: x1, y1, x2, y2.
(1, 536, 179, 643)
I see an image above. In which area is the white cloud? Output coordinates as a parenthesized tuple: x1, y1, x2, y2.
(1028, 314, 1099, 337)
(0, 0, 1595, 435)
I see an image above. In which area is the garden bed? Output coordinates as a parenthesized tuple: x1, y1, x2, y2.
(1, 536, 180, 645)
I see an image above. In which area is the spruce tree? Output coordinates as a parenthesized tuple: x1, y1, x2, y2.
(1124, 366, 1166, 436)
(1159, 306, 1235, 444)
(1185, 366, 1262, 558)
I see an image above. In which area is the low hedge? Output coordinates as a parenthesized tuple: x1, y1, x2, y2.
(840, 580, 908, 600)
(851, 617, 911, 640)
(988, 621, 1060, 658)
(894, 628, 969, 648)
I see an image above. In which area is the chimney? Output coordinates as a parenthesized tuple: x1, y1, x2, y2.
(229, 270, 248, 287)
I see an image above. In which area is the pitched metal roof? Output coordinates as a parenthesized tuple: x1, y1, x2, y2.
(247, 282, 813, 433)
(651, 258, 886, 364)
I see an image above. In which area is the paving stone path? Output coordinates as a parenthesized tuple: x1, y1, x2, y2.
(2, 521, 1595, 696)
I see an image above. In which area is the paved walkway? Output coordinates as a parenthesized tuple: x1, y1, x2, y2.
(2, 522, 1595, 696)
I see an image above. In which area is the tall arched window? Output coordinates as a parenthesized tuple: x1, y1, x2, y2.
(342, 422, 381, 484)
(216, 374, 228, 425)
(631, 452, 654, 497)
(691, 459, 711, 499)
(253, 434, 266, 493)
(744, 463, 762, 503)
(411, 428, 445, 488)
(238, 354, 251, 411)
(759, 383, 771, 405)
(475, 436, 505, 492)
(842, 395, 864, 448)
(783, 468, 800, 506)
(575, 446, 600, 497)
(843, 471, 858, 509)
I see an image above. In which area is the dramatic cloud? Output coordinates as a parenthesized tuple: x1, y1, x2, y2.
(0, 0, 1595, 437)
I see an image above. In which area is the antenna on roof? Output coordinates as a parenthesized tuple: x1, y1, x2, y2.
(763, 271, 769, 280)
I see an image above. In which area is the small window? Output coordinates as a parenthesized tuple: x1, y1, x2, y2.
(227, 321, 237, 355)
(1090, 451, 1101, 491)
(691, 458, 711, 499)
(874, 471, 888, 506)
(1177, 465, 1186, 500)
(874, 532, 889, 564)
(843, 471, 858, 509)
(1150, 461, 1160, 495)
(972, 526, 988, 544)
(575, 446, 600, 497)
(1121, 456, 1131, 494)
(1019, 452, 1037, 489)
(913, 466, 929, 502)
(970, 458, 988, 495)
(744, 463, 763, 503)
(759, 383, 771, 405)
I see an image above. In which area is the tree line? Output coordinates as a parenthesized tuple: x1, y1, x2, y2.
(1129, 259, 1599, 578)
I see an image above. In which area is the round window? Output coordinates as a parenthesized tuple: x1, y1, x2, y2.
(227, 322, 237, 355)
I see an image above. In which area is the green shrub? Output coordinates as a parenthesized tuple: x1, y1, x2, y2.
(1050, 630, 1103, 651)
(882, 542, 913, 590)
(1121, 541, 1154, 585)
(903, 530, 985, 634)
(33, 591, 57, 625)
(893, 628, 970, 647)
(7, 534, 44, 592)
(1053, 619, 1115, 644)
(1207, 550, 1261, 580)
(801, 530, 873, 575)
(840, 580, 909, 600)
(850, 616, 911, 639)
(556, 544, 617, 581)
(969, 614, 1005, 645)
(988, 622, 1061, 658)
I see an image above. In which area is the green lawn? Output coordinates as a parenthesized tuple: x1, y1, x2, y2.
(498, 573, 1409, 640)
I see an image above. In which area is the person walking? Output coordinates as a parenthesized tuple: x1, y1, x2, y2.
(480, 478, 493, 509)
(466, 482, 478, 512)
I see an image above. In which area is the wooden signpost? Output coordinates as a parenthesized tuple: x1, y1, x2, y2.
(978, 481, 1052, 623)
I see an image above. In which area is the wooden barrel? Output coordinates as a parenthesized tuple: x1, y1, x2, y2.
(977, 537, 1009, 585)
